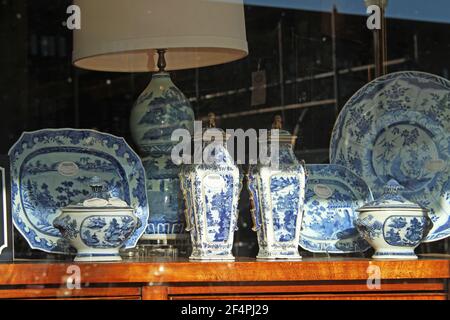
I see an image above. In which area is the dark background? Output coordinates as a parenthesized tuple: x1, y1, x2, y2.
(1, 0, 449, 257)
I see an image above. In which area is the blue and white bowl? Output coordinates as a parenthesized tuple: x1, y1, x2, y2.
(54, 198, 139, 262)
(356, 180, 432, 260)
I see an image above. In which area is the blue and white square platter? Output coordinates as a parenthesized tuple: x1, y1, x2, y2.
(330, 71, 450, 242)
(300, 164, 373, 253)
(8, 129, 149, 254)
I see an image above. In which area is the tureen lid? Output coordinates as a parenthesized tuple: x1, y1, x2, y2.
(62, 177, 132, 210)
(63, 198, 132, 210)
(357, 179, 427, 212)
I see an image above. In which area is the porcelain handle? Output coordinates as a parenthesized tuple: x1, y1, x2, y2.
(355, 218, 367, 232)
(424, 216, 434, 236)
(247, 175, 260, 232)
(135, 215, 143, 230)
(300, 159, 309, 181)
(52, 209, 64, 230)
(180, 178, 193, 232)
(249, 200, 259, 232)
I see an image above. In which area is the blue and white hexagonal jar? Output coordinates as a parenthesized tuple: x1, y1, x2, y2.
(247, 116, 306, 259)
(180, 114, 242, 260)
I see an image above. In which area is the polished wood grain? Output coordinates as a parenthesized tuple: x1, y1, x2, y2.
(171, 293, 447, 300)
(166, 280, 446, 295)
(1, 256, 449, 286)
(0, 256, 448, 300)
(0, 287, 141, 299)
(37, 296, 141, 300)
(142, 286, 168, 300)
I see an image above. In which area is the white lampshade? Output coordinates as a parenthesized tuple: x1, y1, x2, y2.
(73, 0, 249, 72)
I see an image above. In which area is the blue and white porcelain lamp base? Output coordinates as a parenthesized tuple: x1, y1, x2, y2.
(130, 50, 195, 245)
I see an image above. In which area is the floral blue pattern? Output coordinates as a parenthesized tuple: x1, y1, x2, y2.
(300, 164, 372, 253)
(8, 129, 149, 253)
(330, 71, 450, 242)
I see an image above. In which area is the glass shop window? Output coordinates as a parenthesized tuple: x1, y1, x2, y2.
(0, 0, 449, 265)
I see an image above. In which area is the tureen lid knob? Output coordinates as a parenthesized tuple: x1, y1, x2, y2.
(87, 176, 109, 200)
(383, 179, 404, 194)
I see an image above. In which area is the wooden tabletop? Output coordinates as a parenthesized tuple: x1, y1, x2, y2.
(0, 255, 449, 286)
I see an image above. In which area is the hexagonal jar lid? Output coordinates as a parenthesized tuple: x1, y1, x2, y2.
(268, 115, 297, 145)
(357, 179, 428, 212)
(193, 113, 229, 143)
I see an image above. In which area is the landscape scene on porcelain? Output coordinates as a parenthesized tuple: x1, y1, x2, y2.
(357, 214, 428, 247)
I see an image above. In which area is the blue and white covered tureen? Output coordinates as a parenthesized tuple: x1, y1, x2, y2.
(356, 180, 431, 260)
(53, 178, 140, 262)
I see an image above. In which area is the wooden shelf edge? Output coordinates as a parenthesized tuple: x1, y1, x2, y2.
(0, 258, 449, 286)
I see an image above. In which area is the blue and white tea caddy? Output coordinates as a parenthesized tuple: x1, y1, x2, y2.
(247, 116, 306, 259)
(180, 114, 242, 260)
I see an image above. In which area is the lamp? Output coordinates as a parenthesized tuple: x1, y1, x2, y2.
(72, 0, 248, 243)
